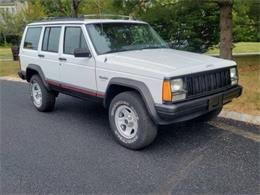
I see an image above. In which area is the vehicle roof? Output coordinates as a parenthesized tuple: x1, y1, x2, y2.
(28, 19, 147, 26)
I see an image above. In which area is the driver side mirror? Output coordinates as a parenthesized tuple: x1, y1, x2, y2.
(74, 48, 91, 58)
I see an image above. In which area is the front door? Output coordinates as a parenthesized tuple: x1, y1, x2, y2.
(59, 25, 97, 95)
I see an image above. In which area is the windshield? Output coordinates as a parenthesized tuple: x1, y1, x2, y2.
(86, 23, 167, 55)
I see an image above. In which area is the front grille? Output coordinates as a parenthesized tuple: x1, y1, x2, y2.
(186, 68, 231, 98)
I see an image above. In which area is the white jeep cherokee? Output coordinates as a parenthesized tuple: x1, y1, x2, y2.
(18, 17, 242, 149)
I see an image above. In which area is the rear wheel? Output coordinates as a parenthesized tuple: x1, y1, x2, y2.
(109, 91, 157, 150)
(30, 75, 56, 112)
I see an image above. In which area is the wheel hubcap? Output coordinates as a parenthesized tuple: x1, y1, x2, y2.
(31, 82, 42, 107)
(115, 105, 138, 139)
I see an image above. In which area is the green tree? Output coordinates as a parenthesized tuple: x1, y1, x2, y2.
(40, 0, 71, 17)
(112, 0, 219, 53)
(40, 0, 115, 17)
(0, 11, 17, 45)
(233, 0, 259, 42)
(79, 0, 115, 16)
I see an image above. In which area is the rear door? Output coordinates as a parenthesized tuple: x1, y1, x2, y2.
(19, 26, 43, 72)
(38, 26, 62, 81)
(59, 25, 97, 94)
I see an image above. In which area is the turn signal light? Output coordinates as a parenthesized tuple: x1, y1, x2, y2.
(162, 80, 172, 102)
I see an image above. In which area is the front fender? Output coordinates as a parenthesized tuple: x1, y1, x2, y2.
(105, 77, 161, 124)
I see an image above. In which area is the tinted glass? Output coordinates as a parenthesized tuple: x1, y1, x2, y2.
(86, 23, 167, 55)
(42, 27, 50, 51)
(64, 27, 88, 55)
(24, 27, 42, 50)
(42, 27, 61, 52)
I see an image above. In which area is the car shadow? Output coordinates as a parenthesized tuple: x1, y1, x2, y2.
(54, 95, 223, 153)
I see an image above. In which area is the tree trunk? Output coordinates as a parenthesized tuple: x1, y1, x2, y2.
(72, 0, 81, 18)
(218, 0, 233, 59)
(3, 33, 7, 45)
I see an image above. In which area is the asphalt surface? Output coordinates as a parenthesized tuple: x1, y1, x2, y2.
(1, 80, 259, 195)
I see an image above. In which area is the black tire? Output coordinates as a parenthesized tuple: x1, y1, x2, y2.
(30, 75, 56, 112)
(109, 91, 158, 150)
(194, 107, 222, 122)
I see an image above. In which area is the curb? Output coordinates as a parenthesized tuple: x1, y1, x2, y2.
(0, 76, 25, 82)
(1, 76, 259, 126)
(220, 111, 260, 126)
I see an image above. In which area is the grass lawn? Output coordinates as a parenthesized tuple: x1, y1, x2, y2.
(234, 55, 260, 67)
(0, 60, 19, 77)
(207, 42, 260, 54)
(0, 47, 12, 60)
(224, 64, 260, 115)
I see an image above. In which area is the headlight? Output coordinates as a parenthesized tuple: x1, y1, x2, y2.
(162, 78, 187, 102)
(230, 67, 238, 85)
(171, 78, 184, 92)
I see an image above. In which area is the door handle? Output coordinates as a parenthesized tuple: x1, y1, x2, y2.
(38, 54, 45, 58)
(59, 57, 67, 61)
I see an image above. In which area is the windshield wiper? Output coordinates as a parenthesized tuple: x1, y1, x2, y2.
(141, 46, 167, 50)
(102, 48, 140, 55)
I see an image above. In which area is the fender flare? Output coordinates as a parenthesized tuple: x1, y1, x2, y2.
(104, 77, 161, 124)
(26, 64, 50, 90)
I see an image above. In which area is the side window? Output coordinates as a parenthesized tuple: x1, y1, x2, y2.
(42, 27, 61, 53)
(23, 27, 42, 50)
(64, 27, 88, 55)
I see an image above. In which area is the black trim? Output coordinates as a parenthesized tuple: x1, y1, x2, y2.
(26, 64, 50, 90)
(105, 78, 161, 124)
(49, 84, 103, 103)
(155, 85, 242, 124)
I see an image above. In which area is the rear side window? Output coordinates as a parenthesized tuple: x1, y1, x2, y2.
(23, 27, 42, 50)
(64, 27, 88, 55)
(42, 27, 61, 53)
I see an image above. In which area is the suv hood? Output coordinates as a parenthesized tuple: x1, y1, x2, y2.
(100, 48, 236, 79)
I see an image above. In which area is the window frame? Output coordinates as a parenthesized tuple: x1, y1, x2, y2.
(41, 26, 62, 53)
(23, 26, 42, 50)
(63, 26, 89, 56)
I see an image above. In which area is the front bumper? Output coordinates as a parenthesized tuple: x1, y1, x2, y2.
(155, 85, 242, 124)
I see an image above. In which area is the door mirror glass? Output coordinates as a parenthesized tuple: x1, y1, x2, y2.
(74, 48, 91, 58)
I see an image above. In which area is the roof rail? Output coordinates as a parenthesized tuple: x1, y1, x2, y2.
(82, 14, 135, 20)
(32, 17, 84, 23)
(31, 14, 136, 23)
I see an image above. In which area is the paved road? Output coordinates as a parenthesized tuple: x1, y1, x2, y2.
(1, 80, 259, 195)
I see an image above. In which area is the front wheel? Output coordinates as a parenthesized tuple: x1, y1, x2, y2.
(109, 91, 157, 150)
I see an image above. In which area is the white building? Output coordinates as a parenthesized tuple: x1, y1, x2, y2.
(0, 0, 26, 15)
